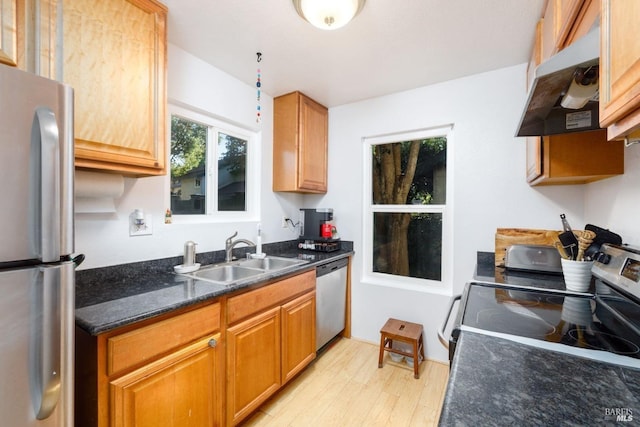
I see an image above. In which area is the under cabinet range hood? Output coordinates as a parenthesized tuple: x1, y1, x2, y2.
(516, 28, 600, 137)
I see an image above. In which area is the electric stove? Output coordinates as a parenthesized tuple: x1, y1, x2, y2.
(440, 244, 640, 368)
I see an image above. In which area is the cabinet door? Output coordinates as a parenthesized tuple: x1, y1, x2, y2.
(298, 95, 328, 192)
(15, 0, 59, 78)
(227, 307, 281, 426)
(63, 0, 167, 176)
(525, 137, 543, 183)
(281, 291, 316, 384)
(563, 0, 600, 47)
(600, 0, 640, 139)
(528, 130, 623, 185)
(273, 91, 328, 193)
(0, 0, 16, 66)
(110, 334, 221, 427)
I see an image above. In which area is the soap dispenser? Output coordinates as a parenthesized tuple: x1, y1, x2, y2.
(183, 241, 197, 266)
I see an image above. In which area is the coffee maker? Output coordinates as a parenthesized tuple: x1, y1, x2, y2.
(299, 208, 340, 251)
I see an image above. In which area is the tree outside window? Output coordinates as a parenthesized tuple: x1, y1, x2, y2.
(370, 133, 447, 282)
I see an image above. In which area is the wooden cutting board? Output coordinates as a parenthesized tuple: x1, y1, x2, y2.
(495, 228, 561, 267)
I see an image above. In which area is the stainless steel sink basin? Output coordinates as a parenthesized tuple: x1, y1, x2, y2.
(179, 256, 308, 285)
(238, 256, 307, 270)
(191, 264, 263, 283)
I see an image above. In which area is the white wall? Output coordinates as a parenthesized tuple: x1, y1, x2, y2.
(584, 143, 640, 244)
(75, 44, 639, 363)
(75, 44, 303, 270)
(321, 63, 588, 362)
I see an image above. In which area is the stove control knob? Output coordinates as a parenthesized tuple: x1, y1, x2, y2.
(594, 252, 611, 264)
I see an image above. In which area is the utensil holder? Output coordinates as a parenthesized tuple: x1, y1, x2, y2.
(561, 259, 594, 292)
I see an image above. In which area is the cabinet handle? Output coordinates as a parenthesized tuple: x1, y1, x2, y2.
(208, 338, 217, 348)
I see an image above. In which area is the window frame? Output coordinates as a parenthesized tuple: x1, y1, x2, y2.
(167, 104, 261, 223)
(362, 125, 453, 294)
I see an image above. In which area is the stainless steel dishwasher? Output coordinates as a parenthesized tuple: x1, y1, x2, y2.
(316, 257, 348, 350)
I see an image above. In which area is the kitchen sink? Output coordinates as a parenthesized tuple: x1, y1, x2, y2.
(190, 264, 264, 283)
(179, 256, 308, 285)
(238, 256, 307, 270)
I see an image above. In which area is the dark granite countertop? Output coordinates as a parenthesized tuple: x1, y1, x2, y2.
(439, 252, 637, 425)
(75, 240, 353, 335)
(474, 251, 594, 294)
(439, 331, 640, 426)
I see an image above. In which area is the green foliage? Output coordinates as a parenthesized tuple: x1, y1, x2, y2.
(171, 116, 207, 178)
(408, 137, 446, 204)
(218, 133, 246, 176)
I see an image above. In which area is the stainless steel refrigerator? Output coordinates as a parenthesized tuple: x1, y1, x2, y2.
(0, 64, 75, 426)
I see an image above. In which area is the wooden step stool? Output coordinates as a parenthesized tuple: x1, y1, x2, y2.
(378, 318, 425, 379)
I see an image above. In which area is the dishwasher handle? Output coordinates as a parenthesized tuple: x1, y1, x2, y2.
(316, 257, 348, 277)
(437, 294, 461, 349)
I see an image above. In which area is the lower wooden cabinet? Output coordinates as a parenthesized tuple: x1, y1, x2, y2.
(110, 334, 222, 427)
(226, 290, 316, 425)
(227, 307, 282, 425)
(76, 303, 223, 427)
(281, 291, 316, 384)
(226, 271, 317, 426)
(76, 270, 318, 427)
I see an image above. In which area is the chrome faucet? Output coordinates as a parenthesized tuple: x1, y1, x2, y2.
(225, 231, 256, 262)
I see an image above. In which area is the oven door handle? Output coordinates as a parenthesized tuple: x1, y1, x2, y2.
(438, 294, 461, 349)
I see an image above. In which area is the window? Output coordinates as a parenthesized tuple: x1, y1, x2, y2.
(363, 126, 451, 289)
(169, 106, 258, 219)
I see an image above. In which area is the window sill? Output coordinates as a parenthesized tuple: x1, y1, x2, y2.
(166, 213, 259, 225)
(361, 273, 453, 296)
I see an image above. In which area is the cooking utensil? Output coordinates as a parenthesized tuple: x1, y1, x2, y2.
(583, 224, 622, 261)
(576, 230, 596, 261)
(558, 214, 579, 260)
(554, 242, 571, 260)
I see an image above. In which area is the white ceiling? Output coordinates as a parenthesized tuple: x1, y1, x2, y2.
(163, 0, 545, 108)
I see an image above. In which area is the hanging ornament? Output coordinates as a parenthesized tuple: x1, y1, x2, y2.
(256, 52, 262, 124)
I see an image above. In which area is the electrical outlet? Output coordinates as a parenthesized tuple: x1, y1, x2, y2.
(282, 216, 289, 228)
(130, 214, 153, 236)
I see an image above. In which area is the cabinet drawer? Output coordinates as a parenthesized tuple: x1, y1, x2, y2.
(107, 303, 220, 375)
(227, 270, 315, 325)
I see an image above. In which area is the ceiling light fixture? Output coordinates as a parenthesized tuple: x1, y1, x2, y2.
(293, 0, 366, 30)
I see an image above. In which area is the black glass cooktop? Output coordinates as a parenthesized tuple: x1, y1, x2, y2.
(461, 283, 640, 359)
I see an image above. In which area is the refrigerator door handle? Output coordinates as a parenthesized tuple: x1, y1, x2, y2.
(30, 266, 61, 420)
(33, 108, 61, 262)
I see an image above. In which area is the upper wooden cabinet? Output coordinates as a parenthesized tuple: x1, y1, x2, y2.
(540, 0, 600, 61)
(2, 0, 59, 78)
(525, 0, 623, 186)
(526, 130, 624, 185)
(273, 91, 328, 193)
(599, 0, 640, 142)
(0, 0, 17, 66)
(541, 0, 582, 60)
(63, 0, 167, 176)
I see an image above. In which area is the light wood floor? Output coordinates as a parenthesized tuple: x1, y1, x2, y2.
(241, 338, 449, 427)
